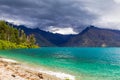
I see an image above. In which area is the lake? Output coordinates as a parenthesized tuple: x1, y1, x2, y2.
(0, 47, 120, 80)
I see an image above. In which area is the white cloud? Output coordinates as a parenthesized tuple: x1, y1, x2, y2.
(1, 0, 120, 32)
(47, 26, 78, 35)
(0, 15, 35, 27)
(82, 0, 120, 30)
(114, 0, 120, 3)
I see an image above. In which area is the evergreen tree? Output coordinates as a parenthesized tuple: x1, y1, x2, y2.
(0, 20, 39, 49)
(29, 34, 36, 45)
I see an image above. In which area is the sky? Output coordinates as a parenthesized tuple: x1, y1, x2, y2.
(0, 0, 120, 34)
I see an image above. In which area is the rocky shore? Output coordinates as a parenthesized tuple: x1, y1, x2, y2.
(0, 58, 61, 80)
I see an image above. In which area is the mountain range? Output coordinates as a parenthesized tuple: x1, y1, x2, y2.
(7, 22, 120, 47)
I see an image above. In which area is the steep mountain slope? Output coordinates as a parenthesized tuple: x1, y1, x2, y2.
(12, 25, 56, 47)
(65, 26, 120, 47)
(7, 23, 74, 46)
(7, 22, 120, 47)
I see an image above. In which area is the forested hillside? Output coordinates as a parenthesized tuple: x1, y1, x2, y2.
(0, 21, 38, 49)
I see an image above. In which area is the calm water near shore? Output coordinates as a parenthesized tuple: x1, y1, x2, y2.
(0, 47, 120, 80)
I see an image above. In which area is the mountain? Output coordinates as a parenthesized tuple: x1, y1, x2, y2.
(7, 23, 74, 47)
(65, 26, 120, 47)
(6, 22, 120, 47)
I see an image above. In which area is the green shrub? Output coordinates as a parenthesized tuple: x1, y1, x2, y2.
(0, 20, 39, 49)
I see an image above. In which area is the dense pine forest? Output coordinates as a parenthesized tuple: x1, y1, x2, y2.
(0, 21, 38, 49)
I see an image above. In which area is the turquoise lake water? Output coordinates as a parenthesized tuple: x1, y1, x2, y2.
(0, 47, 120, 80)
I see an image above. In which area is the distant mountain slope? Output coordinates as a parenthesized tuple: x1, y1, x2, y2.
(65, 26, 120, 47)
(10, 25, 56, 46)
(7, 22, 120, 47)
(7, 23, 74, 46)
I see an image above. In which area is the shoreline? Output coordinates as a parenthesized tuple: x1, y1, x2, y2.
(0, 57, 75, 80)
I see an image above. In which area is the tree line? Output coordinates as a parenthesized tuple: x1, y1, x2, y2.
(0, 21, 38, 49)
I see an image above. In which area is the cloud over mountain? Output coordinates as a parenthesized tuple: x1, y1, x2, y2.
(0, 0, 120, 34)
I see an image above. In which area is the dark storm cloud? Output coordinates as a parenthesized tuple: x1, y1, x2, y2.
(0, 0, 98, 32)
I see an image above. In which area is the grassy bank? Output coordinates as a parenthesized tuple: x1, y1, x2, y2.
(0, 40, 38, 49)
